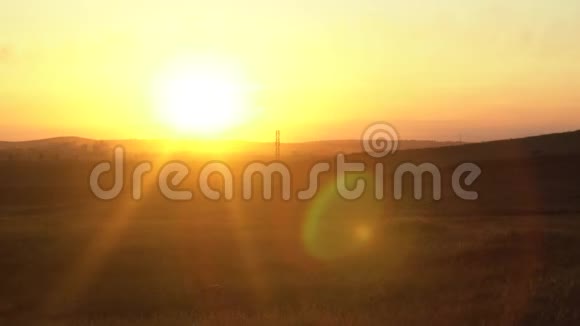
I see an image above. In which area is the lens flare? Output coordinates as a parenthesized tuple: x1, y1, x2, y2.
(302, 173, 383, 261)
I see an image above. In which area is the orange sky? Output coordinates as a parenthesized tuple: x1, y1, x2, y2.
(1, 1, 580, 142)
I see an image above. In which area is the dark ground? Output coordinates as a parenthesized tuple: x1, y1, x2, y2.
(1, 132, 580, 325)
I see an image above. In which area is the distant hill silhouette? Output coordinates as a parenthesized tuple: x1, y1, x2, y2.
(352, 129, 580, 165)
(1, 129, 580, 217)
(0, 137, 464, 159)
(0, 129, 579, 162)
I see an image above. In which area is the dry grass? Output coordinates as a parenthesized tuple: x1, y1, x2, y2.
(0, 199, 580, 325)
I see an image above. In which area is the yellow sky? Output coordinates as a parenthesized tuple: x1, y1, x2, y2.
(1, 0, 580, 141)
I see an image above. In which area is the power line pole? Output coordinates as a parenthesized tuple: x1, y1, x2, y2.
(275, 130, 280, 160)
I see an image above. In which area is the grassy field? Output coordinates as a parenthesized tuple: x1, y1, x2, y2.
(1, 199, 579, 325)
(2, 133, 580, 325)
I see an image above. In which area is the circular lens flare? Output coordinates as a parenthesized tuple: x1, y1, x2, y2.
(302, 173, 382, 261)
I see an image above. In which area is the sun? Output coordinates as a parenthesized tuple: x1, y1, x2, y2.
(154, 62, 249, 136)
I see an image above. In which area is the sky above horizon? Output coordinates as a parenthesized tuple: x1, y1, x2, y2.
(1, 0, 580, 142)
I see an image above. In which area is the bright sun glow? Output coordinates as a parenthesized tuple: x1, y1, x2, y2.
(154, 61, 250, 136)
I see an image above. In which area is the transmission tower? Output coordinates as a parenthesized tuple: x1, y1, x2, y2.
(275, 130, 281, 160)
